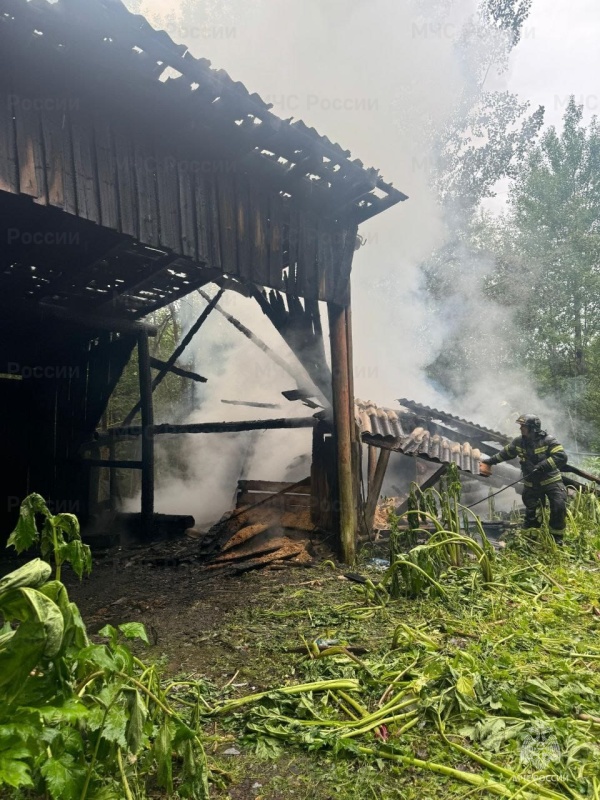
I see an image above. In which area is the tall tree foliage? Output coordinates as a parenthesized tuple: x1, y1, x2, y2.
(481, 99, 600, 443)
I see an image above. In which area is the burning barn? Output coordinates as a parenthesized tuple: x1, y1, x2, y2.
(0, 0, 407, 561)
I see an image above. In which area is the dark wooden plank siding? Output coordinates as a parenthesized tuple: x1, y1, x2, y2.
(156, 150, 181, 253)
(318, 218, 335, 301)
(300, 213, 318, 300)
(70, 109, 99, 221)
(0, 89, 19, 195)
(40, 107, 66, 210)
(268, 192, 284, 290)
(134, 139, 160, 247)
(216, 172, 238, 275)
(251, 189, 270, 286)
(194, 174, 211, 263)
(113, 129, 138, 238)
(93, 116, 120, 231)
(235, 173, 252, 281)
(178, 160, 197, 260)
(207, 174, 222, 270)
(2, 97, 355, 304)
(14, 101, 46, 203)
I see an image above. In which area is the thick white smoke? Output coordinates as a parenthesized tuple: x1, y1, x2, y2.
(119, 0, 571, 524)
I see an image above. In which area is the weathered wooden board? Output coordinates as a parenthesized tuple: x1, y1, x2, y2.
(194, 174, 211, 264)
(14, 101, 46, 203)
(268, 191, 284, 290)
(39, 107, 66, 210)
(113, 129, 138, 238)
(235, 173, 252, 280)
(0, 88, 19, 195)
(156, 148, 181, 252)
(178, 160, 197, 260)
(93, 116, 119, 231)
(135, 138, 160, 247)
(251, 189, 270, 286)
(70, 108, 99, 221)
(207, 173, 222, 270)
(216, 171, 238, 275)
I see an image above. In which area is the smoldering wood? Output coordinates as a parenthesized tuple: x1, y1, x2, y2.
(121, 287, 224, 425)
(310, 421, 337, 531)
(149, 357, 207, 384)
(97, 416, 317, 442)
(137, 331, 154, 532)
(281, 389, 322, 409)
(197, 288, 314, 394)
(221, 399, 280, 409)
(363, 448, 391, 533)
(252, 287, 332, 404)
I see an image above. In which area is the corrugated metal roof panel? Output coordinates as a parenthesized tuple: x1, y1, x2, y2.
(397, 398, 509, 443)
(355, 399, 483, 474)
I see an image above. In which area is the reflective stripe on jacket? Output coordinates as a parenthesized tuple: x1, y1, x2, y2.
(487, 434, 567, 487)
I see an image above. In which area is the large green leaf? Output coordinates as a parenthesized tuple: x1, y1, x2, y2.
(6, 494, 50, 554)
(0, 560, 51, 595)
(0, 587, 64, 658)
(155, 718, 174, 793)
(0, 619, 47, 703)
(40, 753, 85, 800)
(124, 688, 147, 754)
(118, 622, 150, 645)
(0, 755, 33, 789)
(101, 706, 128, 749)
(53, 513, 81, 542)
(38, 582, 89, 652)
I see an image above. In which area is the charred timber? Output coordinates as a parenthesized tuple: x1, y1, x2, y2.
(98, 417, 317, 441)
(221, 399, 280, 409)
(149, 357, 207, 383)
(138, 331, 155, 531)
(121, 288, 223, 425)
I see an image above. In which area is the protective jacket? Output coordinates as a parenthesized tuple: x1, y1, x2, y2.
(486, 433, 567, 488)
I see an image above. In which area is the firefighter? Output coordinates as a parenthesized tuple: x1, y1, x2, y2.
(479, 414, 568, 542)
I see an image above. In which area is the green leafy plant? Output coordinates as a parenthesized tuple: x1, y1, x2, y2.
(7, 493, 91, 581)
(386, 467, 494, 599)
(1, 494, 215, 799)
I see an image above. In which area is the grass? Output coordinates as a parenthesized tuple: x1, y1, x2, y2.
(183, 531, 600, 799)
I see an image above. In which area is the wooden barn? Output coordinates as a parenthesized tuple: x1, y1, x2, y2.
(0, 0, 406, 561)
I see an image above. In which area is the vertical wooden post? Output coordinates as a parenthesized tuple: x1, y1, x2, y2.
(328, 302, 356, 564)
(364, 449, 391, 533)
(368, 445, 378, 491)
(137, 331, 154, 535)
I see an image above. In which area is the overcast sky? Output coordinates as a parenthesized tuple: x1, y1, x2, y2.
(507, 0, 600, 130)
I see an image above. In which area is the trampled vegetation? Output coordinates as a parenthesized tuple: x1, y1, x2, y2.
(2, 477, 600, 799)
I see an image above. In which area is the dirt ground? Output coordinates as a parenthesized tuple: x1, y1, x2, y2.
(58, 543, 325, 681)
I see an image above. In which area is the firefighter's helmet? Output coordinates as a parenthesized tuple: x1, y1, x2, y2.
(516, 414, 541, 433)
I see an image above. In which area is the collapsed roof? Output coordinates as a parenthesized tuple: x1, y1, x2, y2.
(355, 397, 523, 478)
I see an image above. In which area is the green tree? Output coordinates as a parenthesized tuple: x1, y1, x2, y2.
(455, 99, 600, 446)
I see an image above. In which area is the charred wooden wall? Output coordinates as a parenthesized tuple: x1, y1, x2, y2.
(0, 322, 135, 543)
(0, 65, 357, 308)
